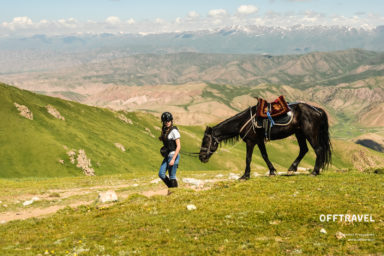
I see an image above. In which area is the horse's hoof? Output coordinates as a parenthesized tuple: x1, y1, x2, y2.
(310, 171, 319, 176)
(239, 175, 250, 180)
(269, 171, 276, 176)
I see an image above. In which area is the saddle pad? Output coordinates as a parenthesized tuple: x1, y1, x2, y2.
(257, 95, 290, 118)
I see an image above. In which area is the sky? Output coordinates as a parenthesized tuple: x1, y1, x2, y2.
(1, 0, 383, 35)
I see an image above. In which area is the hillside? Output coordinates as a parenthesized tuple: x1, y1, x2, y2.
(1, 83, 384, 178)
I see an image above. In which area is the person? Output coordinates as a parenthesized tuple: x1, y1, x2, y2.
(158, 112, 181, 188)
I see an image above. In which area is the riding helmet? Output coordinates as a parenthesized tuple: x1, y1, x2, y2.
(161, 112, 173, 122)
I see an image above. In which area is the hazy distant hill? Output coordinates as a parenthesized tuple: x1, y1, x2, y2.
(0, 25, 383, 73)
(2, 49, 383, 89)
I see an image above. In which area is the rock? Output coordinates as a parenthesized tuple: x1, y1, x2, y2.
(144, 127, 155, 138)
(76, 149, 95, 176)
(58, 159, 64, 164)
(320, 228, 327, 234)
(117, 114, 133, 124)
(45, 105, 65, 120)
(182, 178, 204, 188)
(228, 173, 240, 180)
(114, 143, 126, 152)
(132, 184, 139, 187)
(187, 204, 197, 211)
(335, 231, 346, 240)
(22, 196, 40, 206)
(150, 178, 161, 184)
(98, 190, 118, 203)
(67, 150, 76, 164)
(14, 102, 33, 120)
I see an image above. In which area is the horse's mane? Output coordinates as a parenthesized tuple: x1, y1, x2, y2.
(213, 106, 254, 146)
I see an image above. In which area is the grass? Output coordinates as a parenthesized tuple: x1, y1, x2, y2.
(0, 170, 382, 255)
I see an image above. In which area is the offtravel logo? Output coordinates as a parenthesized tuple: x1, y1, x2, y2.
(319, 214, 375, 223)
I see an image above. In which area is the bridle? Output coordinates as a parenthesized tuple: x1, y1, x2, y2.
(200, 132, 220, 156)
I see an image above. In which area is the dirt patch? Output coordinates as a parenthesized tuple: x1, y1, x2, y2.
(14, 102, 33, 120)
(46, 104, 65, 120)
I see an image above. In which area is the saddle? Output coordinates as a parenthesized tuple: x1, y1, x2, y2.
(255, 96, 292, 141)
(256, 95, 290, 118)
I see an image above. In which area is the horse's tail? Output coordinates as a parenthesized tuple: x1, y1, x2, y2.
(317, 108, 332, 169)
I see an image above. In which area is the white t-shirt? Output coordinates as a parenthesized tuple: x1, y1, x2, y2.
(168, 128, 180, 156)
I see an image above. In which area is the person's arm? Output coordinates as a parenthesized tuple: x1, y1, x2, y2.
(169, 138, 180, 166)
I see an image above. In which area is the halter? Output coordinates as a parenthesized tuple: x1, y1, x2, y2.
(200, 132, 220, 155)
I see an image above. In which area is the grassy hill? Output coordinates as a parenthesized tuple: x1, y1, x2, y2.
(0, 171, 382, 255)
(1, 82, 384, 178)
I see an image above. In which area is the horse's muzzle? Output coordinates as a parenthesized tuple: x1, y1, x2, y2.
(199, 154, 209, 163)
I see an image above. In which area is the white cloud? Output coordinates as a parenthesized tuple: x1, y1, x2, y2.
(126, 18, 135, 24)
(237, 5, 258, 15)
(188, 11, 200, 19)
(2, 16, 33, 30)
(155, 18, 165, 24)
(106, 16, 121, 24)
(208, 9, 227, 17)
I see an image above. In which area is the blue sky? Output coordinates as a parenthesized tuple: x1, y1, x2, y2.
(2, 0, 383, 21)
(1, 0, 383, 35)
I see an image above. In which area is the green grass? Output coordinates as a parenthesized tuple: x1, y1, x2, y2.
(0, 171, 382, 255)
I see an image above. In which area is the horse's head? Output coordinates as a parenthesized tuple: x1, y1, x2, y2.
(199, 126, 220, 163)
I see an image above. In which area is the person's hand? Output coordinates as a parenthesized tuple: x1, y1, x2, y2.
(169, 159, 175, 166)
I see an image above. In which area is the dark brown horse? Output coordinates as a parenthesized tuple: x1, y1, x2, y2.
(199, 102, 331, 178)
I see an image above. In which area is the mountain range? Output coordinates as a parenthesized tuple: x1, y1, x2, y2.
(0, 25, 384, 74)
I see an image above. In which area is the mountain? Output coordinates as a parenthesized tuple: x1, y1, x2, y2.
(0, 25, 383, 73)
(1, 82, 384, 178)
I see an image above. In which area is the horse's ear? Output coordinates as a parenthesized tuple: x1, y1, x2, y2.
(205, 126, 212, 133)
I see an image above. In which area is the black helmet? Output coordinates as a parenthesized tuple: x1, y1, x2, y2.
(161, 112, 173, 122)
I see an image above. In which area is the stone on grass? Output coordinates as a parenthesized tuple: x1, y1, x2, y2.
(335, 231, 346, 240)
(98, 190, 118, 203)
(114, 143, 126, 152)
(14, 102, 33, 120)
(76, 149, 95, 176)
(46, 105, 65, 120)
(182, 178, 204, 188)
(320, 228, 327, 234)
(228, 173, 240, 180)
(150, 178, 161, 184)
(22, 196, 40, 206)
(187, 204, 197, 211)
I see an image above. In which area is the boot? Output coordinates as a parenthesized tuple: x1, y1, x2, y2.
(161, 176, 171, 188)
(170, 179, 178, 188)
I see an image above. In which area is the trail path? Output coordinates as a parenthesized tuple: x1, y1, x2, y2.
(0, 171, 308, 223)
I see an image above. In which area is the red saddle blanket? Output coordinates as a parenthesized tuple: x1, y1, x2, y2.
(256, 95, 290, 118)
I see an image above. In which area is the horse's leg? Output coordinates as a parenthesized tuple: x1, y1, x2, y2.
(305, 133, 322, 176)
(239, 140, 255, 180)
(257, 141, 277, 176)
(288, 132, 308, 173)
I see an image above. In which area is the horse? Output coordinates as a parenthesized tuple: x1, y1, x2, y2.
(198, 102, 332, 178)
